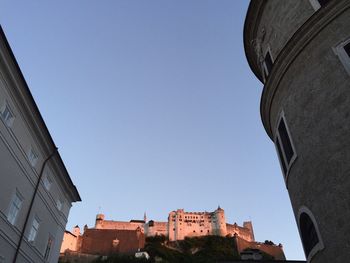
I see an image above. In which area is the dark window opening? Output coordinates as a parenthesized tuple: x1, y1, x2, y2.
(44, 237, 53, 260)
(344, 42, 350, 57)
(318, 0, 330, 7)
(276, 139, 287, 175)
(264, 50, 273, 77)
(300, 213, 319, 257)
(278, 118, 294, 164)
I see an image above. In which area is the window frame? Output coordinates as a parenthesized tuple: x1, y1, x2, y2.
(298, 206, 324, 261)
(28, 147, 39, 167)
(0, 102, 15, 128)
(28, 216, 40, 242)
(274, 112, 297, 185)
(7, 191, 23, 226)
(309, 0, 330, 11)
(56, 198, 63, 211)
(333, 38, 350, 76)
(262, 46, 274, 82)
(44, 235, 54, 261)
(43, 173, 53, 191)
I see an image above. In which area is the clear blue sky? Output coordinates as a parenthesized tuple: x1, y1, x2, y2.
(1, 1, 305, 260)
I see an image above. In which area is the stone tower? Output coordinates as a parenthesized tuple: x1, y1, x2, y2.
(244, 1, 350, 262)
(95, 214, 105, 229)
(214, 206, 227, 236)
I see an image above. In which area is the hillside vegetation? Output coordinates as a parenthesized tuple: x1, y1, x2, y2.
(145, 235, 240, 263)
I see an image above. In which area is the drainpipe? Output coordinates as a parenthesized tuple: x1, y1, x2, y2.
(13, 147, 58, 263)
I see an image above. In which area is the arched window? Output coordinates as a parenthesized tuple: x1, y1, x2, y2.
(298, 207, 324, 260)
(300, 212, 319, 257)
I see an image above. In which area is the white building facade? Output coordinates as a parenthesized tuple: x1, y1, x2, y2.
(0, 26, 81, 263)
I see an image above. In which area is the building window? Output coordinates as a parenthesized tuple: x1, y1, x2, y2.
(28, 217, 40, 242)
(56, 199, 63, 211)
(28, 148, 38, 167)
(43, 174, 52, 191)
(0, 104, 14, 127)
(309, 0, 331, 11)
(334, 38, 350, 76)
(344, 42, 350, 56)
(263, 48, 274, 81)
(44, 236, 53, 260)
(275, 114, 297, 180)
(7, 192, 23, 225)
(298, 207, 324, 260)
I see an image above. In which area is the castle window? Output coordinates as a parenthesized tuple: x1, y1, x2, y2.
(309, 0, 331, 11)
(275, 113, 297, 181)
(263, 48, 274, 81)
(334, 38, 350, 76)
(298, 207, 324, 261)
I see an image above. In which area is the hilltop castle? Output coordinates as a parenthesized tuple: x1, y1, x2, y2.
(93, 206, 254, 242)
(60, 207, 289, 261)
(60, 207, 255, 255)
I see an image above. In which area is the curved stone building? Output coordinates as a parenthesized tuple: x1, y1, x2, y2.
(244, 1, 350, 262)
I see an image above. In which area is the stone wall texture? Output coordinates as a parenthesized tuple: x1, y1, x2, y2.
(245, 0, 350, 262)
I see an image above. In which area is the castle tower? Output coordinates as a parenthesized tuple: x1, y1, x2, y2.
(214, 206, 227, 236)
(95, 214, 105, 229)
(244, 1, 350, 262)
(73, 225, 81, 236)
(243, 221, 255, 242)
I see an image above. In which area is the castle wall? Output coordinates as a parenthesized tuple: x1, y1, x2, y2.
(60, 231, 79, 253)
(145, 222, 167, 237)
(95, 219, 144, 232)
(80, 228, 145, 255)
(226, 223, 254, 242)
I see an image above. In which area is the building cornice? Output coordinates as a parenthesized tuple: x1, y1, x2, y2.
(257, 0, 350, 139)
